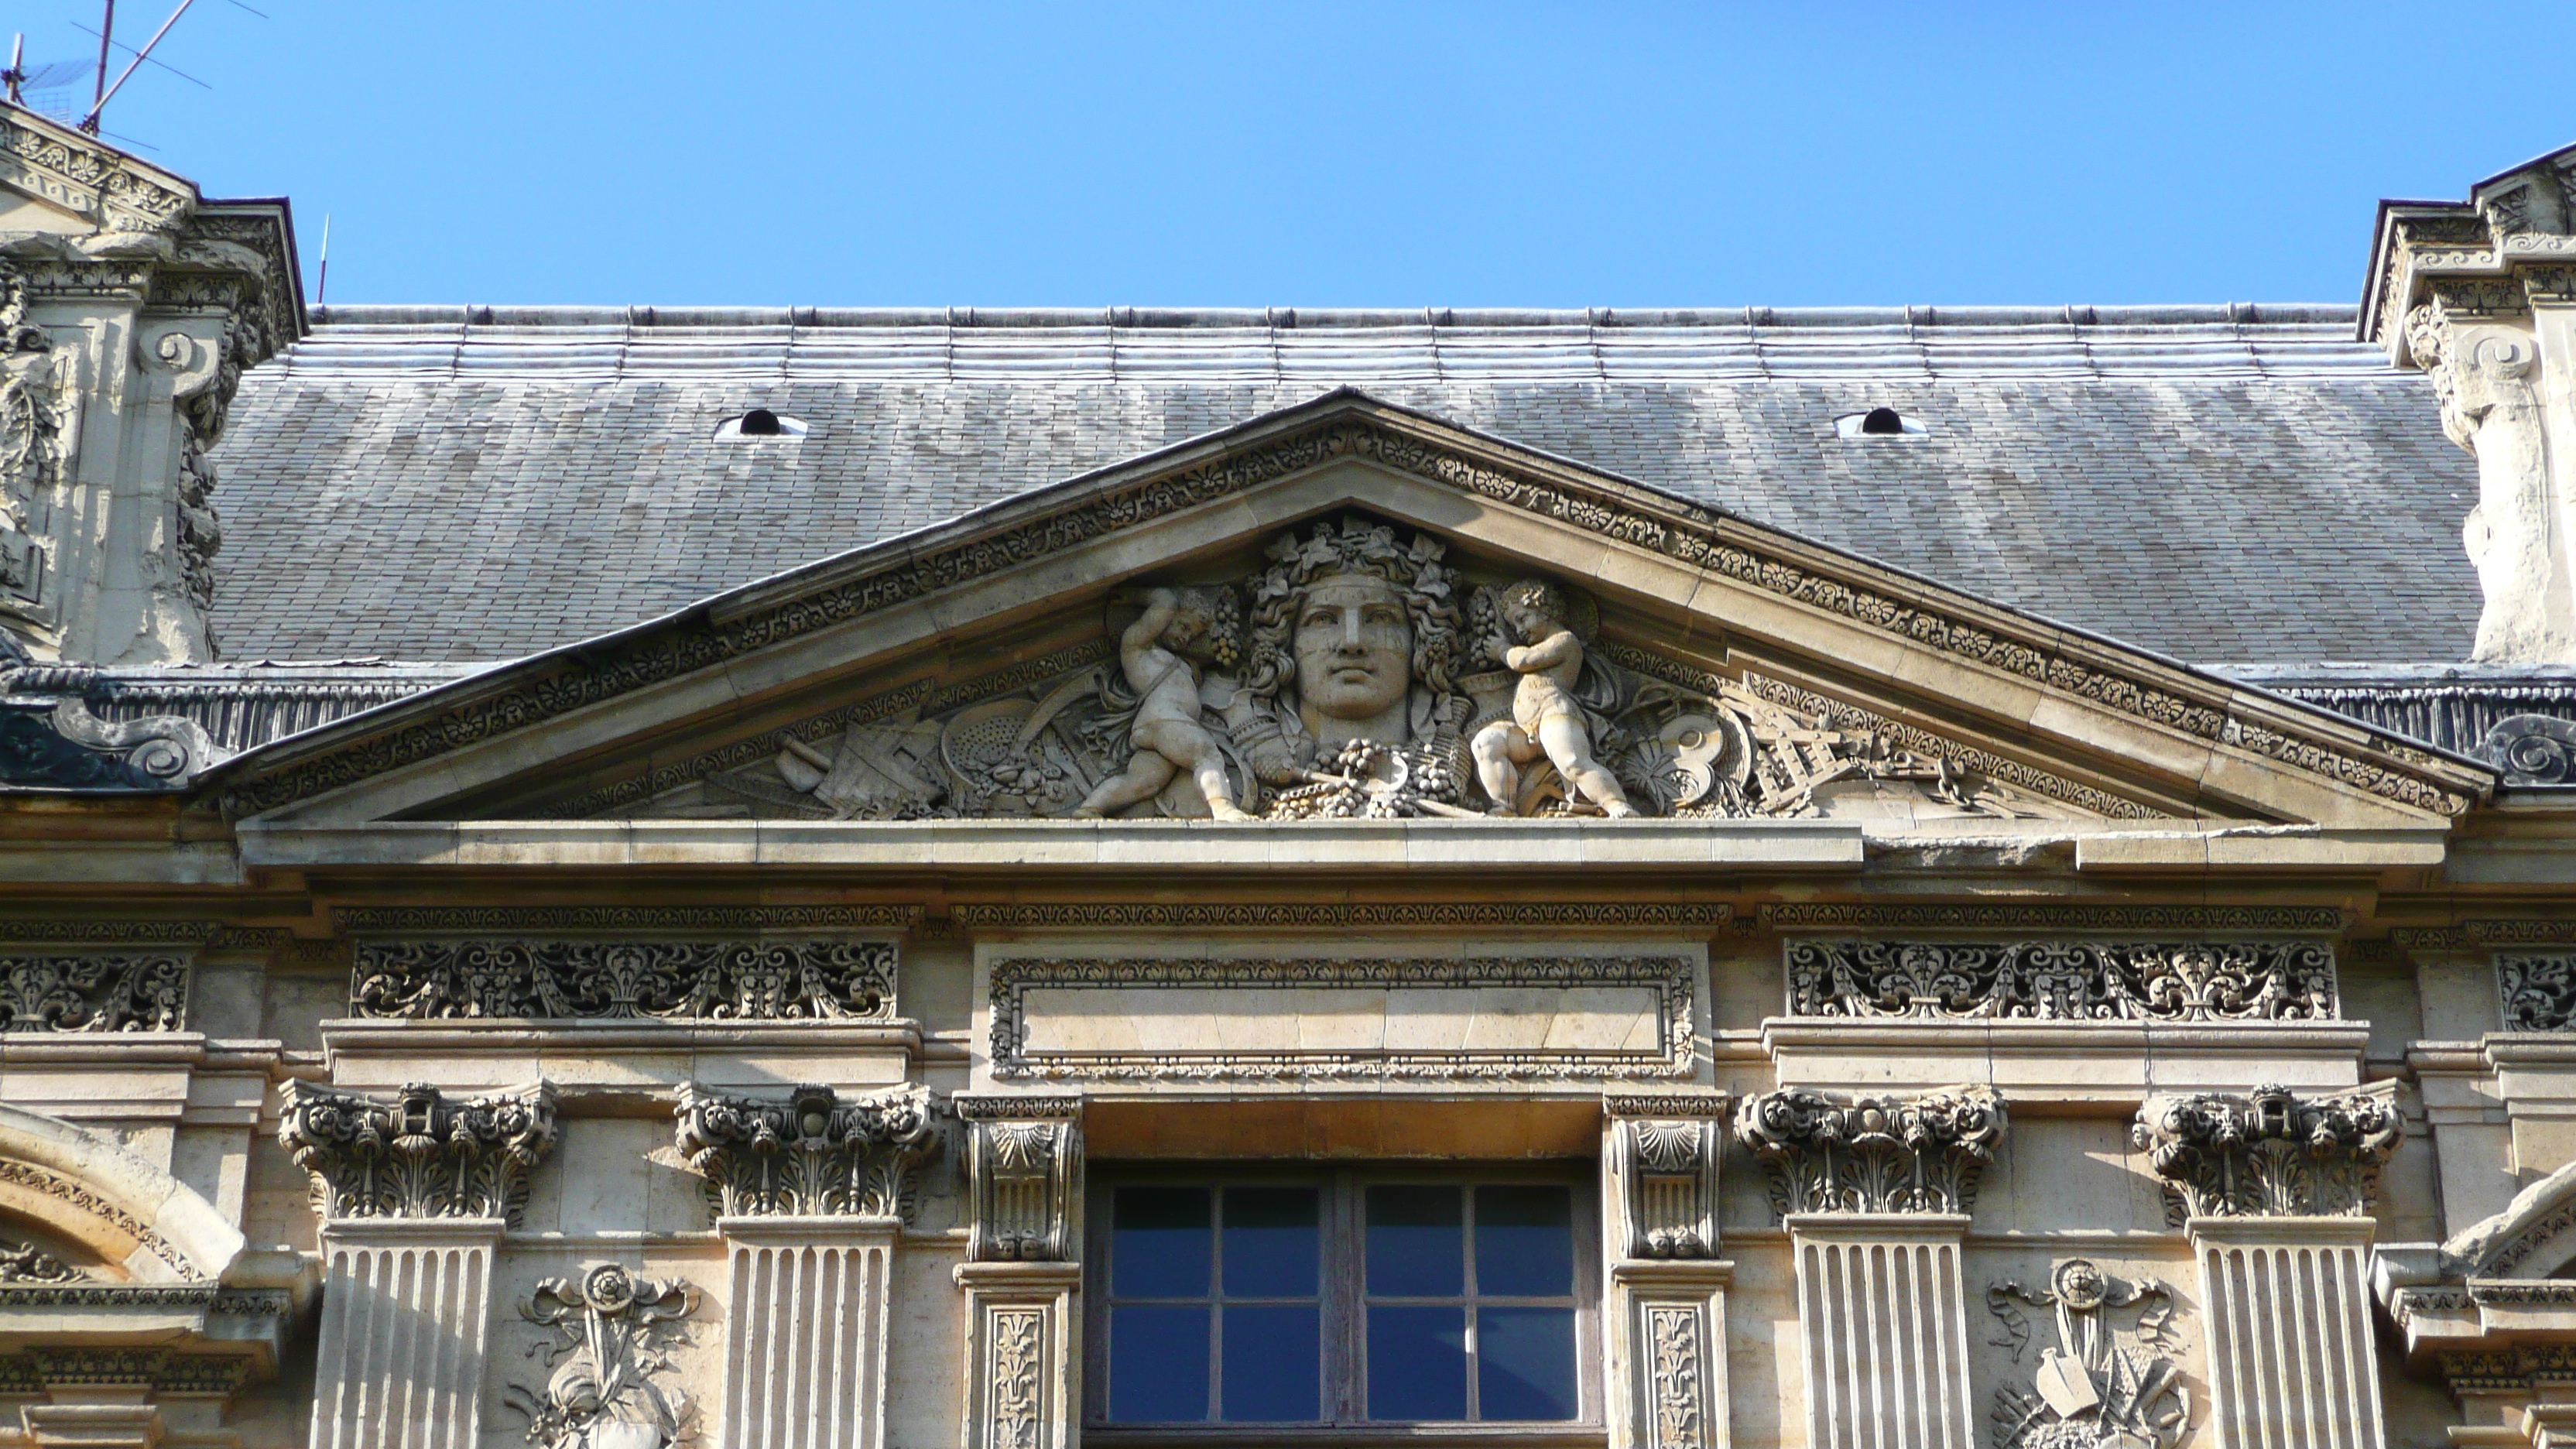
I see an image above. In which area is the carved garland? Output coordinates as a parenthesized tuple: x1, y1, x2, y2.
(351, 937, 896, 1022)
(985, 955, 1696, 1082)
(1784, 939, 2338, 1023)
(218, 416, 2482, 819)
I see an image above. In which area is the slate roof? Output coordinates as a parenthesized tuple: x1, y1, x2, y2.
(210, 303, 2478, 666)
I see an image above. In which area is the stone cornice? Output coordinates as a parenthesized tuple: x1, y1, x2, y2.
(333, 903, 923, 933)
(0, 107, 195, 233)
(952, 902, 1726, 930)
(207, 399, 2491, 822)
(2363, 146, 2576, 351)
(1759, 903, 2348, 933)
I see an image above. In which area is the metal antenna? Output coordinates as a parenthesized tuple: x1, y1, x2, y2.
(88, 2, 112, 122)
(316, 214, 331, 307)
(83, 0, 194, 135)
(4, 34, 24, 107)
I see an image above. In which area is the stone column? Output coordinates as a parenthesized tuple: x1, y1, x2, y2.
(1736, 1084, 2006, 1449)
(2135, 1084, 2402, 1449)
(954, 1094, 1083, 1449)
(279, 1081, 557, 1449)
(673, 1082, 941, 1449)
(1603, 1094, 1733, 1449)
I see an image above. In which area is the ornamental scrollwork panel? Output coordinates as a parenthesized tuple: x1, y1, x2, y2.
(507, 1265, 697, 1449)
(2499, 954, 2576, 1032)
(1784, 940, 2338, 1023)
(350, 937, 896, 1022)
(1987, 1260, 2189, 1449)
(673, 1082, 940, 1219)
(0, 952, 190, 1032)
(2131, 1084, 2398, 1218)
(1733, 1084, 2005, 1217)
(277, 1080, 558, 1224)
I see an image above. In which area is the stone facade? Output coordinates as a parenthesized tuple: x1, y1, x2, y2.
(9, 103, 2576, 1449)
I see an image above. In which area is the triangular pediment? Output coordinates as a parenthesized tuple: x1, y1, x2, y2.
(205, 390, 2492, 832)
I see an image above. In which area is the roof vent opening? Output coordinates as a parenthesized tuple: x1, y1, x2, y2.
(1859, 407, 1904, 434)
(714, 409, 810, 440)
(1834, 407, 1929, 440)
(740, 408, 782, 436)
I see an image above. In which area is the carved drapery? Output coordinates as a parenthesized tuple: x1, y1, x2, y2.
(674, 1082, 939, 1219)
(2131, 1084, 2399, 1218)
(278, 1081, 558, 1223)
(958, 1095, 1081, 1262)
(351, 937, 896, 1022)
(1784, 939, 2337, 1022)
(0, 951, 189, 1031)
(1735, 1084, 2006, 1216)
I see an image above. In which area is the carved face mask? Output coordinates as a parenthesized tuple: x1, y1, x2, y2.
(1293, 574, 1412, 721)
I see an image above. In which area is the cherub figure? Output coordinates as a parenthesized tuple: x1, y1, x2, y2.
(1075, 587, 1255, 821)
(1471, 578, 1637, 817)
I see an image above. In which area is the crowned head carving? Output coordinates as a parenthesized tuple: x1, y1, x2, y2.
(1244, 518, 1465, 751)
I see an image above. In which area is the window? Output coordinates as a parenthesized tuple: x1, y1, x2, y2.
(711, 409, 810, 439)
(1090, 1170, 1594, 1431)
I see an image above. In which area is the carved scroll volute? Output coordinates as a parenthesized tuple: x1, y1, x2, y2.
(956, 1094, 1083, 1262)
(1606, 1094, 1728, 1260)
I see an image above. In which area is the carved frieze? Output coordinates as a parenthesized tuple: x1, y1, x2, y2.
(1987, 1260, 2189, 1449)
(278, 1080, 558, 1224)
(1608, 1096, 1728, 1259)
(350, 937, 896, 1022)
(987, 953, 1695, 1082)
(1784, 939, 2337, 1023)
(508, 1265, 696, 1449)
(1735, 1084, 2005, 1217)
(2499, 954, 2576, 1032)
(673, 1082, 939, 1219)
(2131, 1084, 2398, 1218)
(0, 951, 189, 1031)
(0, 1239, 84, 1283)
(957, 1095, 1081, 1263)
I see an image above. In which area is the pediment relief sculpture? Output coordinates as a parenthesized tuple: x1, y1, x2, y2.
(639, 515, 2126, 825)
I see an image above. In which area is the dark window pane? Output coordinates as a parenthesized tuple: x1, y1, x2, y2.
(1478, 1307, 1579, 1420)
(1220, 1303, 1321, 1422)
(1475, 1185, 1574, 1297)
(1114, 1187, 1211, 1298)
(1222, 1187, 1320, 1298)
(1109, 1303, 1211, 1422)
(1366, 1185, 1464, 1297)
(1366, 1304, 1468, 1420)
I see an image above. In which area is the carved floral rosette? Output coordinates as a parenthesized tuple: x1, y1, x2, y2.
(351, 937, 896, 1022)
(673, 1081, 940, 1219)
(2130, 1084, 2398, 1218)
(1734, 1084, 2006, 1216)
(278, 1080, 558, 1224)
(0, 951, 190, 1031)
(1785, 939, 2337, 1023)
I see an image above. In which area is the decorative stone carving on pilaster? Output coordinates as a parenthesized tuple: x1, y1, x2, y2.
(955, 1094, 1083, 1449)
(277, 1080, 558, 1224)
(2131, 1084, 2400, 1218)
(2499, 954, 2576, 1031)
(673, 1082, 940, 1219)
(0, 262, 69, 610)
(1784, 938, 2338, 1021)
(351, 936, 898, 1022)
(508, 1265, 697, 1449)
(957, 1094, 1081, 1262)
(1735, 1084, 2005, 1217)
(1603, 1094, 1732, 1449)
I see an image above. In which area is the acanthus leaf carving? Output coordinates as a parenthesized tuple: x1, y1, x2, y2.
(957, 1095, 1082, 1263)
(1734, 1084, 2005, 1217)
(2130, 1084, 2398, 1218)
(278, 1080, 557, 1224)
(673, 1081, 940, 1219)
(1785, 939, 2338, 1023)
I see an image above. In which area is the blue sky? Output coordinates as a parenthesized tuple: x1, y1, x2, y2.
(10, 2, 2573, 307)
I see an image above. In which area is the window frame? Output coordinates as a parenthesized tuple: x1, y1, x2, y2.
(1083, 1161, 1602, 1444)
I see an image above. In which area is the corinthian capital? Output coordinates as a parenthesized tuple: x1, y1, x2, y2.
(2131, 1084, 2399, 1218)
(279, 1080, 557, 1224)
(673, 1081, 940, 1219)
(1733, 1084, 2004, 1216)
